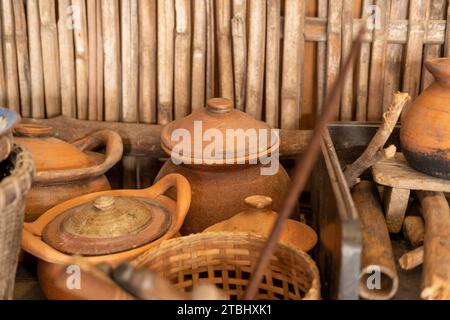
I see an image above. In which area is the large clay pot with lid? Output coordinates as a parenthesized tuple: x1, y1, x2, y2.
(14, 124, 123, 221)
(401, 57, 450, 179)
(156, 97, 291, 235)
(21, 173, 191, 299)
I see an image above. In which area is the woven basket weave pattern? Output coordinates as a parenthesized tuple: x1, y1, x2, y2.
(135, 232, 320, 300)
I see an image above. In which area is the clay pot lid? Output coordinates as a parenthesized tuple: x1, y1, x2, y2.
(42, 195, 172, 256)
(13, 124, 95, 171)
(161, 98, 279, 165)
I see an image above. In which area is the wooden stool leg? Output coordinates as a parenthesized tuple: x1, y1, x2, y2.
(383, 187, 410, 233)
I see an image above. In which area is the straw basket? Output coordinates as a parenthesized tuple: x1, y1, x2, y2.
(133, 232, 321, 300)
(0, 144, 34, 299)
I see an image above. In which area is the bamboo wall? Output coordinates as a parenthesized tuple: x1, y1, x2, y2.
(0, 0, 449, 131)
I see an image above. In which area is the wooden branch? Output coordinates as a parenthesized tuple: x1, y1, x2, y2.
(417, 191, 450, 300)
(399, 246, 424, 271)
(353, 181, 398, 300)
(344, 92, 410, 188)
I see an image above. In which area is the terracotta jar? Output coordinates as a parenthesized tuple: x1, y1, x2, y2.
(204, 195, 318, 252)
(401, 57, 450, 179)
(21, 173, 191, 300)
(156, 98, 291, 235)
(14, 124, 123, 221)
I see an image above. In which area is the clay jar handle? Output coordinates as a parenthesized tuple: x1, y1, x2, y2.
(35, 130, 123, 184)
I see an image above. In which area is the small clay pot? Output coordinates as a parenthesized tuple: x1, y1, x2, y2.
(401, 57, 450, 179)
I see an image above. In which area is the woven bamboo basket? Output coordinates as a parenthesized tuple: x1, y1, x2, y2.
(133, 232, 320, 300)
(0, 144, 34, 299)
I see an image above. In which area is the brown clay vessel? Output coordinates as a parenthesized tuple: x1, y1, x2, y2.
(156, 98, 291, 235)
(401, 57, 450, 179)
(14, 124, 123, 221)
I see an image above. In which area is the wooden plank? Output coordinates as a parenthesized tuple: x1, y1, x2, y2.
(231, 0, 247, 111)
(101, 0, 121, 122)
(325, 0, 342, 120)
(316, 0, 327, 115)
(138, 0, 157, 123)
(87, 0, 97, 120)
(26, 0, 45, 118)
(1, 0, 20, 113)
(402, 0, 430, 102)
(265, 0, 281, 127)
(422, 0, 446, 90)
(383, 0, 408, 111)
(12, 0, 31, 117)
(205, 0, 216, 100)
(245, 0, 266, 120)
(174, 0, 192, 119)
(280, 0, 305, 129)
(367, 0, 391, 121)
(72, 0, 89, 120)
(58, 0, 76, 118)
(121, 0, 139, 123)
(191, 0, 207, 110)
(157, 0, 175, 124)
(340, 0, 354, 120)
(372, 153, 450, 192)
(96, 0, 104, 121)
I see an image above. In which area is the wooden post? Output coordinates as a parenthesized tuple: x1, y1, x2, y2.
(340, 0, 354, 121)
(0, 4, 6, 108)
(206, 0, 216, 100)
(191, 0, 207, 110)
(316, 0, 328, 115)
(383, 187, 411, 234)
(87, 0, 98, 120)
(96, 0, 104, 121)
(231, 0, 247, 111)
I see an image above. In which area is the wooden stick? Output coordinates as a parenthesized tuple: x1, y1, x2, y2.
(121, 0, 139, 123)
(12, 0, 31, 117)
(138, 0, 157, 123)
(191, 0, 207, 110)
(157, 0, 175, 124)
(245, 0, 266, 120)
(0, 6, 6, 108)
(344, 92, 410, 188)
(174, 0, 192, 119)
(231, 0, 247, 111)
(87, 0, 98, 120)
(96, 0, 104, 121)
(417, 191, 450, 300)
(26, 0, 45, 118)
(58, 0, 77, 118)
(215, 0, 234, 101)
(340, 0, 354, 120)
(265, 0, 280, 128)
(403, 215, 425, 248)
(316, 0, 328, 115)
(72, 0, 89, 120)
(399, 246, 424, 271)
(1, 0, 20, 113)
(353, 181, 398, 300)
(280, 0, 305, 129)
(101, 0, 121, 122)
(205, 0, 216, 100)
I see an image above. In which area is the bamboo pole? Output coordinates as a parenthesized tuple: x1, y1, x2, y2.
(138, 0, 157, 123)
(174, 0, 192, 119)
(39, 0, 61, 117)
(191, 0, 207, 110)
(58, 0, 77, 118)
(101, 0, 121, 122)
(231, 0, 247, 111)
(245, 0, 266, 120)
(87, 0, 97, 120)
(399, 246, 424, 271)
(316, 0, 327, 115)
(0, 7, 6, 108)
(96, 0, 104, 121)
(265, 0, 280, 128)
(157, 0, 175, 124)
(121, 0, 139, 123)
(281, 0, 305, 129)
(1, 0, 20, 113)
(340, 0, 354, 120)
(72, 0, 89, 120)
(27, 0, 45, 118)
(12, 0, 31, 117)
(215, 0, 234, 101)
(206, 0, 216, 100)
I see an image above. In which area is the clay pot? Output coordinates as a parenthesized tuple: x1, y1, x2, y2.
(14, 124, 123, 221)
(156, 98, 291, 235)
(204, 195, 318, 252)
(401, 57, 450, 179)
(21, 173, 191, 300)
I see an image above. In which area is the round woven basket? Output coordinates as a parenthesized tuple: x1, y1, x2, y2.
(133, 232, 321, 300)
(0, 144, 34, 299)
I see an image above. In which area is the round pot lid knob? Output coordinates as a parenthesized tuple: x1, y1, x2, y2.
(94, 196, 116, 211)
(207, 98, 233, 113)
(244, 195, 273, 210)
